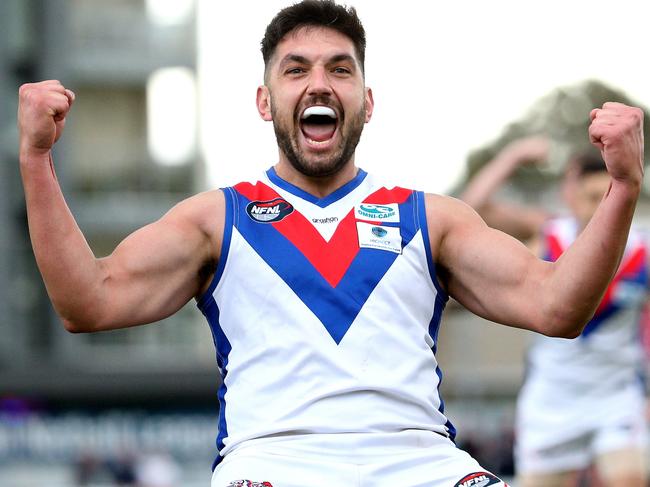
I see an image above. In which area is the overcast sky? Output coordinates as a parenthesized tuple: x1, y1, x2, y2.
(197, 0, 650, 193)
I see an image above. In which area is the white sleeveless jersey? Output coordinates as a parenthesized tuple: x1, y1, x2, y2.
(525, 216, 649, 391)
(197, 168, 452, 467)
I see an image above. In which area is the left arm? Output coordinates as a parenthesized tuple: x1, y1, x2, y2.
(431, 103, 644, 337)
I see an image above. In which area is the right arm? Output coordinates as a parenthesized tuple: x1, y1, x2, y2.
(460, 136, 550, 242)
(18, 80, 223, 332)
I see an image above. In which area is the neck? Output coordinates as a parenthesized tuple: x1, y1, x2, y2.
(274, 156, 358, 199)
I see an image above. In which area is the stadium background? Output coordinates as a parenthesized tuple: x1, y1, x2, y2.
(1, 1, 650, 485)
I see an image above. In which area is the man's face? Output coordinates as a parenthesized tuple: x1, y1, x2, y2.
(258, 26, 373, 178)
(566, 171, 611, 227)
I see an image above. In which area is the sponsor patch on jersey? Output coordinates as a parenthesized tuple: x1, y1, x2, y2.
(454, 471, 507, 487)
(311, 216, 339, 224)
(226, 481, 273, 487)
(246, 198, 294, 223)
(355, 203, 400, 222)
(357, 221, 402, 254)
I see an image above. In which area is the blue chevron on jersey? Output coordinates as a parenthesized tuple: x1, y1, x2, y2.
(231, 188, 418, 344)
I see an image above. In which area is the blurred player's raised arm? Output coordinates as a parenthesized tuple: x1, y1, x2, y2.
(459, 136, 551, 242)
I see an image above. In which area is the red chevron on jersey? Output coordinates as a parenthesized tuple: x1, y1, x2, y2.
(361, 186, 413, 206)
(234, 181, 412, 287)
(545, 229, 647, 317)
(595, 244, 646, 315)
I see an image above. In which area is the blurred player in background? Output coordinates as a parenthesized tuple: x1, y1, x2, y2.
(462, 137, 649, 487)
(17, 1, 646, 486)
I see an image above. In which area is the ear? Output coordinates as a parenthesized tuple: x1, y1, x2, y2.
(256, 85, 273, 121)
(364, 87, 374, 123)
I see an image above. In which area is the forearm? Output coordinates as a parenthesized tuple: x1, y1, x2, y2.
(20, 150, 105, 328)
(543, 178, 640, 336)
(460, 152, 520, 209)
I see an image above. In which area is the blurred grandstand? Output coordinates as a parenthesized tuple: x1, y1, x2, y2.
(0, 0, 217, 484)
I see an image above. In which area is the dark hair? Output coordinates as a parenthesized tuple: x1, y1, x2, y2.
(261, 0, 366, 78)
(568, 150, 607, 177)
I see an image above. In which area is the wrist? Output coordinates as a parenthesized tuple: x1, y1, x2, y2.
(609, 176, 642, 201)
(19, 144, 51, 163)
(19, 146, 55, 181)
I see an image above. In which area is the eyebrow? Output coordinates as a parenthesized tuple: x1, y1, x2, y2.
(328, 54, 356, 66)
(278, 53, 357, 69)
(279, 54, 310, 68)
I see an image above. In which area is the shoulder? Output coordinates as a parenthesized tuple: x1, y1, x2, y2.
(423, 193, 489, 260)
(423, 193, 486, 230)
(166, 189, 224, 226)
(161, 189, 225, 255)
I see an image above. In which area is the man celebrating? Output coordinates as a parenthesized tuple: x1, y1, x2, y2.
(17, 1, 644, 486)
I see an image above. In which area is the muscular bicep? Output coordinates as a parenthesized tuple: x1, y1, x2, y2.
(429, 195, 552, 333)
(92, 190, 224, 330)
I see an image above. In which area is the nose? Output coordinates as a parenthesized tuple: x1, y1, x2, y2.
(307, 66, 332, 96)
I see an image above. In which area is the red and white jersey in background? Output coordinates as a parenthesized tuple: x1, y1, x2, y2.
(526, 216, 649, 390)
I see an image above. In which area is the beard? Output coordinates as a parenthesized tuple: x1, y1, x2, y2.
(271, 96, 366, 178)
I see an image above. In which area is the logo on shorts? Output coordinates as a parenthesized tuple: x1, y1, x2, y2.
(226, 481, 273, 487)
(246, 198, 294, 223)
(454, 471, 507, 487)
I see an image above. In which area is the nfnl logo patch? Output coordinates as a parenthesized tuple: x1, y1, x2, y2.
(454, 471, 506, 487)
(246, 198, 294, 223)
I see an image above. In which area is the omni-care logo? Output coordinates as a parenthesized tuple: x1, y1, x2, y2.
(356, 204, 398, 221)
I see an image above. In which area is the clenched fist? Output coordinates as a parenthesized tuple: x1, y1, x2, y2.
(18, 80, 75, 156)
(589, 102, 644, 186)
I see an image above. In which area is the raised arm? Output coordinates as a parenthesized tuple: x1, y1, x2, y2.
(459, 136, 550, 241)
(18, 80, 223, 333)
(432, 103, 644, 337)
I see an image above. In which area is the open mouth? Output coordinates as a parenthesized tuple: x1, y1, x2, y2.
(300, 106, 338, 145)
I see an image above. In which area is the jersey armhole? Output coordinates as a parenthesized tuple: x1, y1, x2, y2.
(416, 191, 448, 302)
(196, 187, 235, 310)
